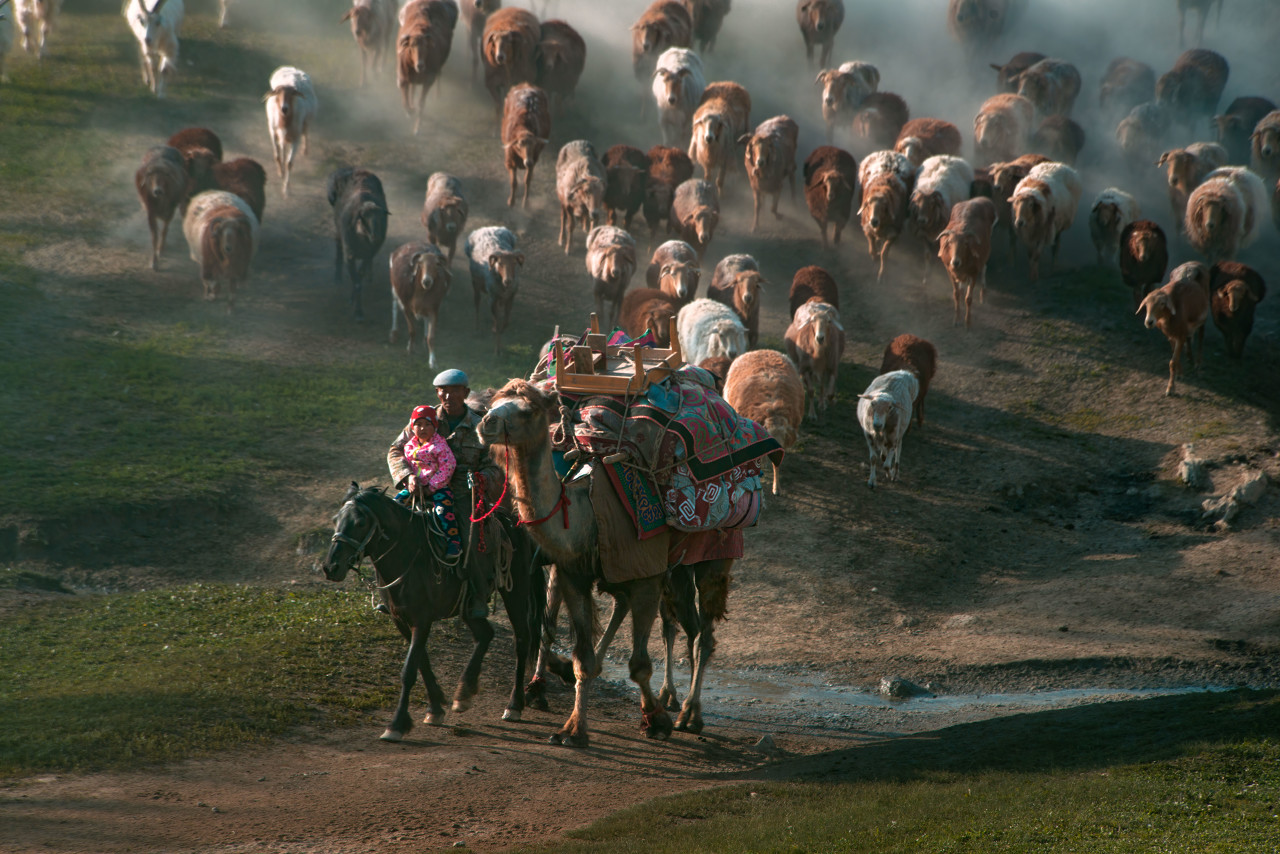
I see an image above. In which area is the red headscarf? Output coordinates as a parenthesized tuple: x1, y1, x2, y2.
(410, 404, 437, 426)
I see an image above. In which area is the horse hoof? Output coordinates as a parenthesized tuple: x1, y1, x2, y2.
(379, 729, 403, 742)
(502, 708, 522, 722)
(451, 698, 472, 714)
(424, 713, 445, 726)
(528, 696, 550, 712)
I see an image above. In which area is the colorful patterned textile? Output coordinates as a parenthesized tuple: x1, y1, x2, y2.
(604, 462, 668, 540)
(664, 460, 763, 532)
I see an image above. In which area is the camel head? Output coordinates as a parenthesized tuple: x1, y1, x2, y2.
(477, 379, 559, 454)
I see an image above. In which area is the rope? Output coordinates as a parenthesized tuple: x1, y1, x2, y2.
(517, 480, 571, 529)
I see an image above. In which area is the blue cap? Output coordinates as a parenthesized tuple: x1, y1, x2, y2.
(432, 368, 469, 387)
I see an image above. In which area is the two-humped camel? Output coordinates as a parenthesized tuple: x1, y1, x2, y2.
(478, 378, 731, 746)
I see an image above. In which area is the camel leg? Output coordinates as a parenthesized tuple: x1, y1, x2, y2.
(593, 593, 629, 676)
(528, 569, 572, 711)
(551, 571, 596, 746)
(626, 578, 673, 740)
(657, 608, 682, 711)
(676, 559, 731, 734)
(452, 611, 495, 715)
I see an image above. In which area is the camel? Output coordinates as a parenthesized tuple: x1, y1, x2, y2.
(478, 378, 732, 746)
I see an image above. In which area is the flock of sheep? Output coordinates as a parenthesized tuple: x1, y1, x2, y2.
(5, 0, 1274, 493)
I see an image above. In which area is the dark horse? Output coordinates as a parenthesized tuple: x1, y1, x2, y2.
(321, 483, 545, 741)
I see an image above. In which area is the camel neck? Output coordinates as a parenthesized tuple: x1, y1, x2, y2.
(507, 433, 584, 560)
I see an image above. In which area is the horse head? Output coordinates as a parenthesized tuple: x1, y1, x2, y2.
(321, 482, 391, 582)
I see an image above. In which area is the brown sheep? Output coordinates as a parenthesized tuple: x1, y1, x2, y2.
(1137, 262, 1210, 396)
(689, 80, 752, 194)
(851, 92, 909, 153)
(631, 1, 692, 81)
(482, 6, 540, 115)
(788, 265, 839, 318)
(697, 355, 732, 392)
(500, 83, 551, 208)
(645, 239, 700, 305)
(388, 240, 451, 366)
(857, 151, 913, 282)
(620, 287, 680, 345)
(1156, 48, 1229, 133)
(796, 0, 844, 68)
(343, 0, 398, 87)
(1251, 110, 1280, 184)
(879, 333, 938, 428)
(1156, 142, 1227, 230)
(740, 115, 799, 232)
(990, 52, 1045, 94)
(708, 254, 765, 349)
(1013, 58, 1081, 118)
(1185, 167, 1269, 264)
(1212, 97, 1276, 165)
(671, 178, 720, 258)
(988, 153, 1050, 259)
(948, 0, 1024, 53)
(973, 93, 1034, 167)
(894, 118, 962, 168)
(685, 0, 730, 52)
(723, 350, 804, 495)
(461, 0, 500, 82)
(816, 61, 879, 142)
(1116, 102, 1173, 169)
(167, 127, 223, 163)
(603, 144, 650, 230)
(803, 145, 857, 248)
(1118, 220, 1169, 310)
(910, 155, 974, 284)
(536, 19, 586, 113)
(585, 225, 638, 329)
(785, 299, 843, 420)
(398, 0, 456, 135)
(970, 166, 995, 200)
(1209, 260, 1266, 359)
(183, 191, 258, 313)
(556, 140, 607, 253)
(421, 172, 468, 265)
(168, 128, 221, 211)
(1030, 115, 1085, 165)
(135, 145, 189, 271)
(937, 197, 996, 328)
(1099, 57, 1156, 121)
(210, 158, 267, 225)
(643, 145, 695, 247)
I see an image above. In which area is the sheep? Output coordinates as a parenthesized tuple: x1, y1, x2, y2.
(671, 178, 720, 259)
(1156, 48, 1229, 133)
(643, 145, 694, 247)
(15, 0, 61, 59)
(632, 1, 693, 82)
(879, 334, 937, 429)
(342, 0, 397, 87)
(1010, 161, 1082, 283)
(465, 225, 524, 354)
(135, 146, 188, 271)
(1209, 260, 1266, 359)
(936, 196, 997, 328)
(1184, 166, 1269, 264)
(167, 127, 223, 164)
(1274, 178, 1280, 234)
(209, 158, 267, 225)
(1118, 220, 1169, 310)
(536, 18, 586, 113)
(685, 0, 730, 53)
(796, 0, 843, 68)
(677, 298, 746, 365)
(327, 167, 389, 322)
(1251, 110, 1280, 184)
(421, 173, 468, 266)
(947, 0, 1024, 53)
(182, 190, 257, 312)
(1137, 263, 1210, 396)
(708, 254, 765, 348)
(856, 370, 918, 488)
(397, 0, 456, 134)
(461, 0, 500, 82)
(556, 140, 607, 253)
(895, 118, 962, 168)
(1116, 102, 1172, 169)
(689, 80, 751, 194)
(0, 9, 11, 84)
(1088, 188, 1140, 268)
(123, 0, 183, 98)
(1212, 97, 1276, 166)
(803, 145, 857, 248)
(388, 240, 451, 366)
(585, 225, 638, 329)
(857, 150, 915, 281)
(482, 6, 540, 114)
(264, 66, 316, 198)
(652, 47, 706, 147)
(1030, 115, 1085, 166)
(1099, 57, 1156, 122)
(788, 265, 840, 318)
(783, 300, 842, 421)
(1156, 142, 1228, 231)
(723, 350, 804, 494)
(603, 145, 650, 230)
(741, 115, 799, 232)
(990, 51, 1045, 94)
(988, 153, 1049, 260)
(697, 355, 732, 392)
(910, 154, 974, 283)
(851, 92, 909, 154)
(973, 93, 1034, 167)
(620, 288, 680, 345)
(1013, 58, 1082, 118)
(1178, 0, 1223, 47)
(645, 239, 700, 305)
(500, 83, 551, 208)
(816, 61, 879, 142)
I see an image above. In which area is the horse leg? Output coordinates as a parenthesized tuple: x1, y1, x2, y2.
(383, 622, 428, 741)
(628, 577, 673, 740)
(676, 559, 731, 734)
(414, 622, 450, 726)
(500, 548, 543, 722)
(551, 570, 596, 746)
(453, 612, 494, 714)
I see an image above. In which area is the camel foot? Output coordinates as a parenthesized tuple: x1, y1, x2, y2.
(379, 728, 404, 742)
(642, 710, 674, 740)
(674, 710, 704, 734)
(549, 729, 589, 747)
(502, 707, 522, 722)
(657, 686, 680, 711)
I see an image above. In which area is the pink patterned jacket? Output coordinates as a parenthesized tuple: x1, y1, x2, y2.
(403, 432, 457, 493)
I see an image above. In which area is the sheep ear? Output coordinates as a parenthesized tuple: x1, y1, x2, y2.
(340, 9, 353, 22)
(736, 133, 752, 145)
(989, 63, 1003, 72)
(1155, 151, 1172, 166)
(515, 253, 526, 266)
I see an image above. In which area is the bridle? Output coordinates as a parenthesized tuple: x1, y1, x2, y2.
(330, 496, 408, 590)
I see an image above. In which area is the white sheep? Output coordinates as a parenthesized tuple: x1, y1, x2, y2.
(857, 369, 919, 489)
(652, 47, 705, 147)
(1010, 161, 1082, 282)
(784, 299, 844, 421)
(264, 65, 317, 198)
(183, 190, 259, 311)
(15, 0, 60, 58)
(123, 0, 184, 98)
(816, 60, 880, 141)
(1184, 166, 1269, 263)
(585, 225, 638, 330)
(676, 297, 746, 365)
(910, 154, 974, 282)
(1088, 188, 1141, 267)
